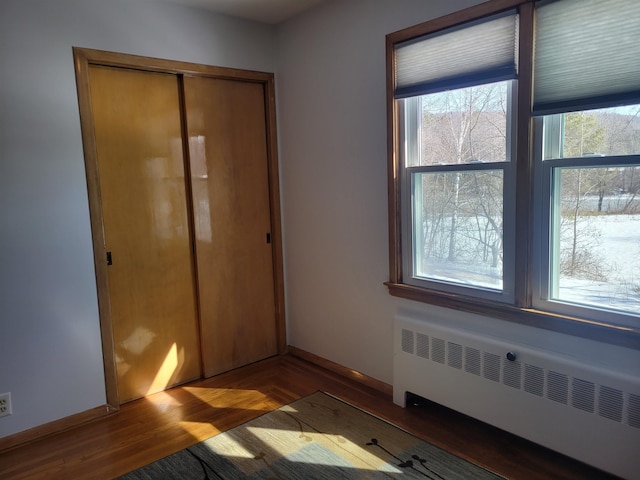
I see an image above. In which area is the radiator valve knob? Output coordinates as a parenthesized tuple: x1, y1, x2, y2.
(506, 351, 517, 362)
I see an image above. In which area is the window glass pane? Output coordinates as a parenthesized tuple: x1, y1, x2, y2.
(412, 170, 503, 290)
(405, 81, 510, 167)
(550, 166, 640, 316)
(543, 104, 640, 160)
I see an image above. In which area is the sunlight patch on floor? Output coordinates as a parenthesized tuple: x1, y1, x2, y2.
(178, 421, 222, 441)
(197, 426, 400, 473)
(200, 431, 260, 458)
(244, 426, 394, 471)
(146, 390, 184, 411)
(182, 386, 271, 409)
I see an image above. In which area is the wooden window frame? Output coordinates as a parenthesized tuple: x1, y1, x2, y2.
(385, 0, 640, 350)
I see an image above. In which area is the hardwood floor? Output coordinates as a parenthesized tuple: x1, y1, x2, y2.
(0, 354, 617, 479)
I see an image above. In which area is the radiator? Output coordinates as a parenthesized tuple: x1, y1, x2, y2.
(393, 313, 640, 479)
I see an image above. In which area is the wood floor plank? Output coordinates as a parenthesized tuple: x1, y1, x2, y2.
(0, 354, 616, 479)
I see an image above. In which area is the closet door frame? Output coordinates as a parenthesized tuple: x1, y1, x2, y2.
(73, 47, 286, 412)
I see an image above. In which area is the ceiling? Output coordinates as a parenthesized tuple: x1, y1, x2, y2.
(152, 0, 329, 24)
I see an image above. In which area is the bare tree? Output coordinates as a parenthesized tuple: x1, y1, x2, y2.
(417, 83, 507, 283)
(559, 168, 607, 280)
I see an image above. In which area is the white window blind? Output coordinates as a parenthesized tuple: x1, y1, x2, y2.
(394, 12, 519, 99)
(533, 0, 640, 115)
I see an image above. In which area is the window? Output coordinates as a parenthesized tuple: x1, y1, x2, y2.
(402, 81, 515, 302)
(534, 105, 640, 323)
(387, 0, 640, 343)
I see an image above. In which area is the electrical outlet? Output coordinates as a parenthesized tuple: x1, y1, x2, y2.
(0, 392, 12, 418)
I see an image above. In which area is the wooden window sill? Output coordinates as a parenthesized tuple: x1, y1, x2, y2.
(385, 282, 640, 351)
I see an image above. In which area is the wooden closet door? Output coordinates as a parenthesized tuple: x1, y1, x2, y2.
(184, 76, 278, 377)
(89, 65, 201, 402)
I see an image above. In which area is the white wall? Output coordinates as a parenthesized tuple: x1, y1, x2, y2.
(0, 0, 276, 438)
(276, 0, 640, 386)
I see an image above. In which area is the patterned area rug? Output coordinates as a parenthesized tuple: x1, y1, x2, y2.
(117, 391, 504, 479)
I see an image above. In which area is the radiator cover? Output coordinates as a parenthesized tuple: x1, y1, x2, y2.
(393, 314, 640, 479)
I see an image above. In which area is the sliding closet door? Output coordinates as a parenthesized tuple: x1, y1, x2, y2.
(88, 65, 201, 402)
(184, 76, 278, 377)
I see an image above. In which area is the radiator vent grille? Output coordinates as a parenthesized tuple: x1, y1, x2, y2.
(524, 364, 544, 397)
(599, 386, 623, 422)
(628, 394, 640, 428)
(503, 360, 522, 389)
(572, 378, 595, 413)
(431, 337, 446, 364)
(548, 371, 569, 405)
(465, 347, 481, 376)
(448, 342, 463, 370)
(399, 328, 639, 430)
(483, 352, 501, 382)
(416, 333, 429, 359)
(401, 329, 414, 354)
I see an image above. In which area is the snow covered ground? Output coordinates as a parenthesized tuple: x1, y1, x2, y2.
(558, 214, 640, 315)
(420, 213, 640, 318)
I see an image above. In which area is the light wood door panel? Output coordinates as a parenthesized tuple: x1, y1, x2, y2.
(184, 76, 278, 377)
(89, 65, 201, 402)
